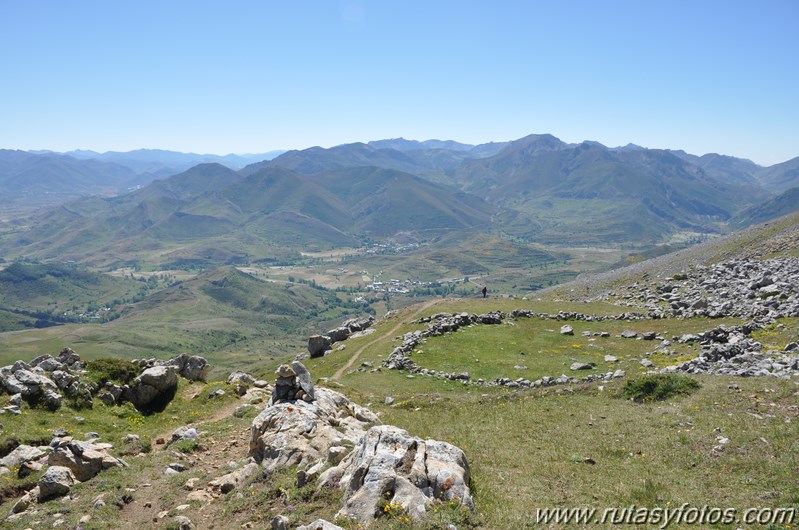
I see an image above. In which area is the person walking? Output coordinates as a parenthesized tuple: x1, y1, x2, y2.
(482, 286, 487, 298)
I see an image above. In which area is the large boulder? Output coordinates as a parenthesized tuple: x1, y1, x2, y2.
(326, 327, 351, 342)
(38, 466, 76, 501)
(344, 316, 375, 333)
(8, 369, 58, 396)
(183, 356, 210, 381)
(308, 335, 332, 358)
(319, 425, 474, 523)
(227, 370, 255, 386)
(249, 387, 379, 475)
(130, 365, 178, 411)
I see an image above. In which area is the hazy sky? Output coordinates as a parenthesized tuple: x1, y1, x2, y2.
(1, 0, 797, 165)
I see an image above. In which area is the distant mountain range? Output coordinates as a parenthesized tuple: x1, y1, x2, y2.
(0, 148, 284, 213)
(1, 134, 798, 266)
(3, 161, 495, 267)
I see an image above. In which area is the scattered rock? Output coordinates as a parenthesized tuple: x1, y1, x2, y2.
(38, 466, 76, 501)
(297, 520, 345, 530)
(169, 427, 199, 445)
(560, 325, 574, 335)
(570, 362, 594, 371)
(271, 515, 290, 530)
(172, 515, 195, 530)
(208, 462, 261, 494)
(0, 444, 44, 468)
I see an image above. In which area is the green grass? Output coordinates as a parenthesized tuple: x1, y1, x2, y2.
(408, 315, 740, 382)
(298, 302, 799, 528)
(351, 376, 799, 529)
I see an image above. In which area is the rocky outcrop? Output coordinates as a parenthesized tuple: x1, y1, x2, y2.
(659, 323, 799, 378)
(0, 349, 211, 413)
(581, 257, 799, 321)
(249, 364, 473, 526)
(308, 316, 376, 357)
(152, 353, 211, 382)
(319, 425, 474, 524)
(0, 367, 61, 410)
(249, 386, 378, 476)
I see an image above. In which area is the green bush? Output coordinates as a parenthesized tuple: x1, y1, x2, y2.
(86, 358, 142, 386)
(621, 374, 701, 402)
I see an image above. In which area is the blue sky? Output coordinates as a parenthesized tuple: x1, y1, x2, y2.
(1, 0, 797, 165)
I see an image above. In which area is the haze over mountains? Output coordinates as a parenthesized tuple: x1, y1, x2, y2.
(0, 148, 285, 215)
(1, 133, 798, 268)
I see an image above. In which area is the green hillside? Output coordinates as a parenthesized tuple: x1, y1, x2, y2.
(0, 262, 145, 325)
(0, 164, 497, 267)
(0, 266, 368, 377)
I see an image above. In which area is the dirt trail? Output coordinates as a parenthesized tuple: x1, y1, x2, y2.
(154, 390, 244, 450)
(331, 299, 440, 380)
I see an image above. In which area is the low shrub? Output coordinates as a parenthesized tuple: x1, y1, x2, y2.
(621, 374, 701, 402)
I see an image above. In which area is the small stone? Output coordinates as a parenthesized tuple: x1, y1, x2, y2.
(172, 515, 195, 529)
(271, 515, 290, 530)
(184, 477, 201, 490)
(560, 325, 574, 335)
(570, 362, 594, 371)
(328, 446, 348, 464)
(275, 364, 296, 378)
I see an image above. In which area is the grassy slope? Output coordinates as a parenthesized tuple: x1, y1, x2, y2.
(0, 263, 144, 313)
(302, 298, 799, 528)
(0, 267, 363, 379)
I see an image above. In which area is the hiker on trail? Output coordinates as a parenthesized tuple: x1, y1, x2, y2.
(482, 286, 487, 298)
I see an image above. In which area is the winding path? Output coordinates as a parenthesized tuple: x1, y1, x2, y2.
(331, 299, 440, 380)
